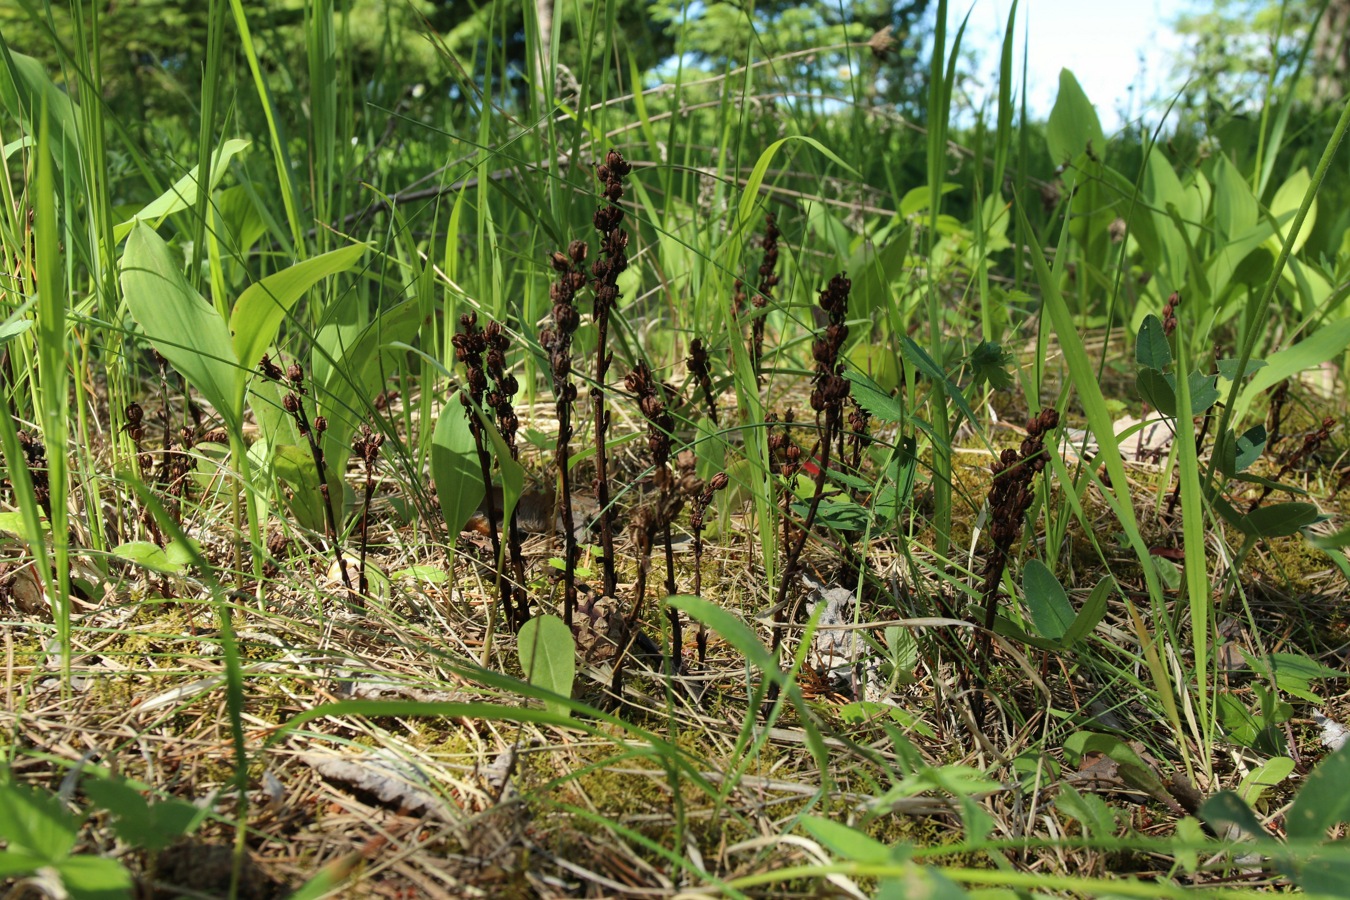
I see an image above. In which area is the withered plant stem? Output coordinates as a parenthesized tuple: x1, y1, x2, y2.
(1167, 413, 1212, 520)
(623, 360, 681, 676)
(353, 425, 383, 598)
(690, 473, 728, 665)
(771, 428, 833, 657)
(453, 316, 514, 626)
(485, 319, 529, 627)
(263, 356, 354, 602)
(970, 408, 1059, 727)
(591, 149, 631, 599)
(544, 243, 587, 627)
(687, 338, 719, 426)
(612, 509, 658, 700)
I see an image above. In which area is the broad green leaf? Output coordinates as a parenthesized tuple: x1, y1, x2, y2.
(1135, 314, 1172, 370)
(1244, 651, 1344, 703)
(1279, 744, 1350, 841)
(967, 341, 1014, 391)
(899, 182, 961, 218)
(847, 345, 901, 396)
(0, 851, 46, 877)
(1235, 317, 1350, 420)
(1312, 523, 1350, 549)
(1061, 576, 1112, 648)
(1187, 371, 1221, 414)
(848, 228, 911, 323)
(1136, 367, 1176, 416)
(0, 783, 78, 861)
(1237, 756, 1295, 807)
(431, 396, 485, 535)
(1215, 424, 1267, 477)
(801, 816, 891, 865)
(1238, 502, 1321, 539)
(1295, 857, 1350, 897)
(317, 297, 422, 469)
(668, 594, 777, 676)
(80, 777, 208, 852)
(1201, 791, 1271, 842)
(53, 854, 134, 899)
(0, 511, 48, 542)
(1215, 358, 1267, 382)
(121, 222, 238, 429)
(1046, 70, 1105, 171)
(0, 305, 33, 345)
(1054, 785, 1116, 839)
(1022, 559, 1072, 641)
(517, 614, 575, 719)
(900, 336, 979, 427)
(391, 566, 448, 583)
(1213, 154, 1259, 238)
(113, 139, 251, 242)
(113, 541, 185, 574)
(1137, 369, 1219, 418)
(1267, 167, 1317, 257)
(230, 242, 368, 407)
(1063, 732, 1169, 798)
(0, 49, 82, 174)
(843, 365, 904, 422)
(472, 404, 525, 540)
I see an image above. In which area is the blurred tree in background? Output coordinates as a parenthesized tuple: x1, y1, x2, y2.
(1, 0, 937, 124)
(1173, 0, 1350, 116)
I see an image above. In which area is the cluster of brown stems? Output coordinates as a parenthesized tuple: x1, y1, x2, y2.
(750, 213, 781, 380)
(455, 313, 529, 629)
(590, 149, 632, 600)
(352, 425, 384, 598)
(971, 407, 1059, 726)
(260, 355, 354, 601)
(689, 471, 730, 664)
(687, 338, 718, 426)
(616, 360, 681, 689)
(541, 241, 587, 627)
(770, 274, 852, 659)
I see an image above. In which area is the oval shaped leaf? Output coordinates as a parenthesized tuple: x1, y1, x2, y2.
(1240, 502, 1321, 538)
(230, 242, 367, 405)
(1023, 559, 1073, 641)
(1046, 69, 1104, 170)
(113, 541, 182, 574)
(121, 222, 238, 429)
(431, 397, 484, 535)
(1136, 314, 1172, 370)
(516, 614, 575, 719)
(113, 139, 251, 242)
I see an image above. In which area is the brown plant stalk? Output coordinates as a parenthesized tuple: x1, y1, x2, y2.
(770, 274, 852, 658)
(590, 149, 632, 599)
(543, 241, 588, 627)
(970, 408, 1059, 726)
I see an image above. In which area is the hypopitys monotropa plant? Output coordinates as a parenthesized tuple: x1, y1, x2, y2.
(751, 212, 781, 381)
(771, 274, 852, 659)
(689, 470, 729, 666)
(542, 240, 587, 627)
(620, 359, 684, 680)
(260, 355, 353, 598)
(454, 313, 518, 628)
(352, 424, 383, 598)
(687, 337, 719, 426)
(590, 149, 632, 600)
(484, 319, 530, 628)
(971, 407, 1059, 726)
